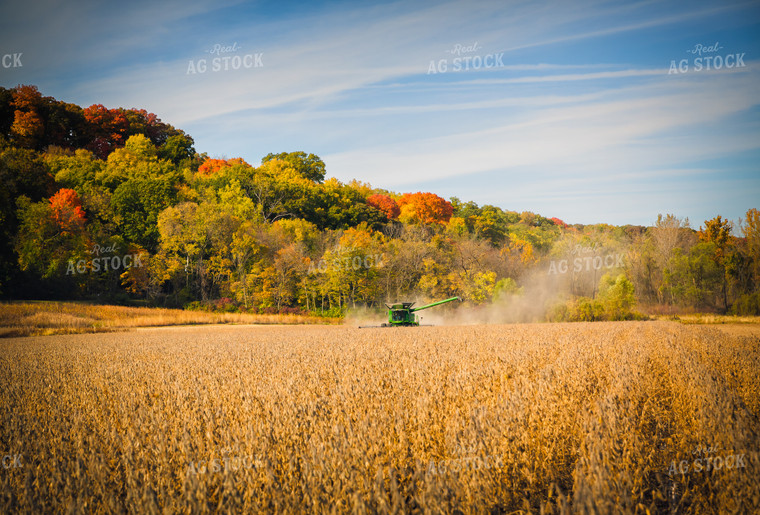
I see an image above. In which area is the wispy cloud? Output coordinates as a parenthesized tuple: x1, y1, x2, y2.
(1, 0, 758, 225)
(324, 63, 759, 183)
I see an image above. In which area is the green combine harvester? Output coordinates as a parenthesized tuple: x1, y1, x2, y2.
(360, 296, 462, 327)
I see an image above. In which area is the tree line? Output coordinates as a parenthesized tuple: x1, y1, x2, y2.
(2, 85, 759, 318)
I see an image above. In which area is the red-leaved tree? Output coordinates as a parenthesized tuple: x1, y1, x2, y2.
(366, 194, 400, 220)
(550, 217, 568, 229)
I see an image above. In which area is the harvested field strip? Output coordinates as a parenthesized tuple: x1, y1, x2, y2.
(0, 301, 338, 338)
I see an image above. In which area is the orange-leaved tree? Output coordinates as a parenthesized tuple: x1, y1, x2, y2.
(397, 192, 453, 225)
(10, 85, 45, 149)
(49, 188, 86, 233)
(197, 157, 250, 177)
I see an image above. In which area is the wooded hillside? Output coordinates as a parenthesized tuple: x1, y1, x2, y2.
(2, 85, 759, 318)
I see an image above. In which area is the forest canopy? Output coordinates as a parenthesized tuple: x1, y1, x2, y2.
(2, 85, 759, 318)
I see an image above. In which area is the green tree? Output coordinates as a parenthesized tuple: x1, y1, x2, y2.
(111, 177, 177, 250)
(261, 151, 326, 182)
(473, 207, 507, 246)
(662, 242, 723, 310)
(597, 273, 636, 320)
(45, 148, 103, 191)
(97, 134, 178, 191)
(0, 141, 54, 295)
(159, 134, 196, 165)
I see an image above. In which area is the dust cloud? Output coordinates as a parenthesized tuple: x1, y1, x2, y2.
(346, 269, 572, 327)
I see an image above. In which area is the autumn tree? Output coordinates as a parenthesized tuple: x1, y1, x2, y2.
(318, 225, 382, 308)
(81, 105, 184, 159)
(197, 157, 250, 177)
(450, 197, 483, 232)
(15, 189, 90, 280)
(262, 243, 308, 311)
(366, 194, 400, 220)
(156, 202, 209, 303)
(626, 231, 658, 305)
(597, 273, 636, 320)
(377, 228, 430, 301)
(287, 177, 385, 230)
(448, 237, 496, 302)
(550, 217, 568, 228)
(247, 159, 301, 223)
(699, 215, 732, 257)
(397, 192, 453, 225)
(155, 180, 262, 305)
(83, 104, 129, 158)
(10, 85, 45, 149)
(730, 211, 760, 315)
(743, 208, 760, 289)
(698, 215, 734, 310)
(50, 188, 86, 232)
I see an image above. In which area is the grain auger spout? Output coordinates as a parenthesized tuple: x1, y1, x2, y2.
(359, 296, 462, 328)
(409, 297, 463, 313)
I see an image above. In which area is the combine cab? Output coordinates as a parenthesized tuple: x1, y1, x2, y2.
(370, 296, 462, 327)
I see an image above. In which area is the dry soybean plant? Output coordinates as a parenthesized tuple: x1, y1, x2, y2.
(0, 322, 758, 513)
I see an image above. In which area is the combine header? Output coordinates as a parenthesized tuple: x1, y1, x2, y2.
(360, 296, 462, 328)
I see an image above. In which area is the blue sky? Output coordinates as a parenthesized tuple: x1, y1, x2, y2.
(1, 0, 758, 227)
